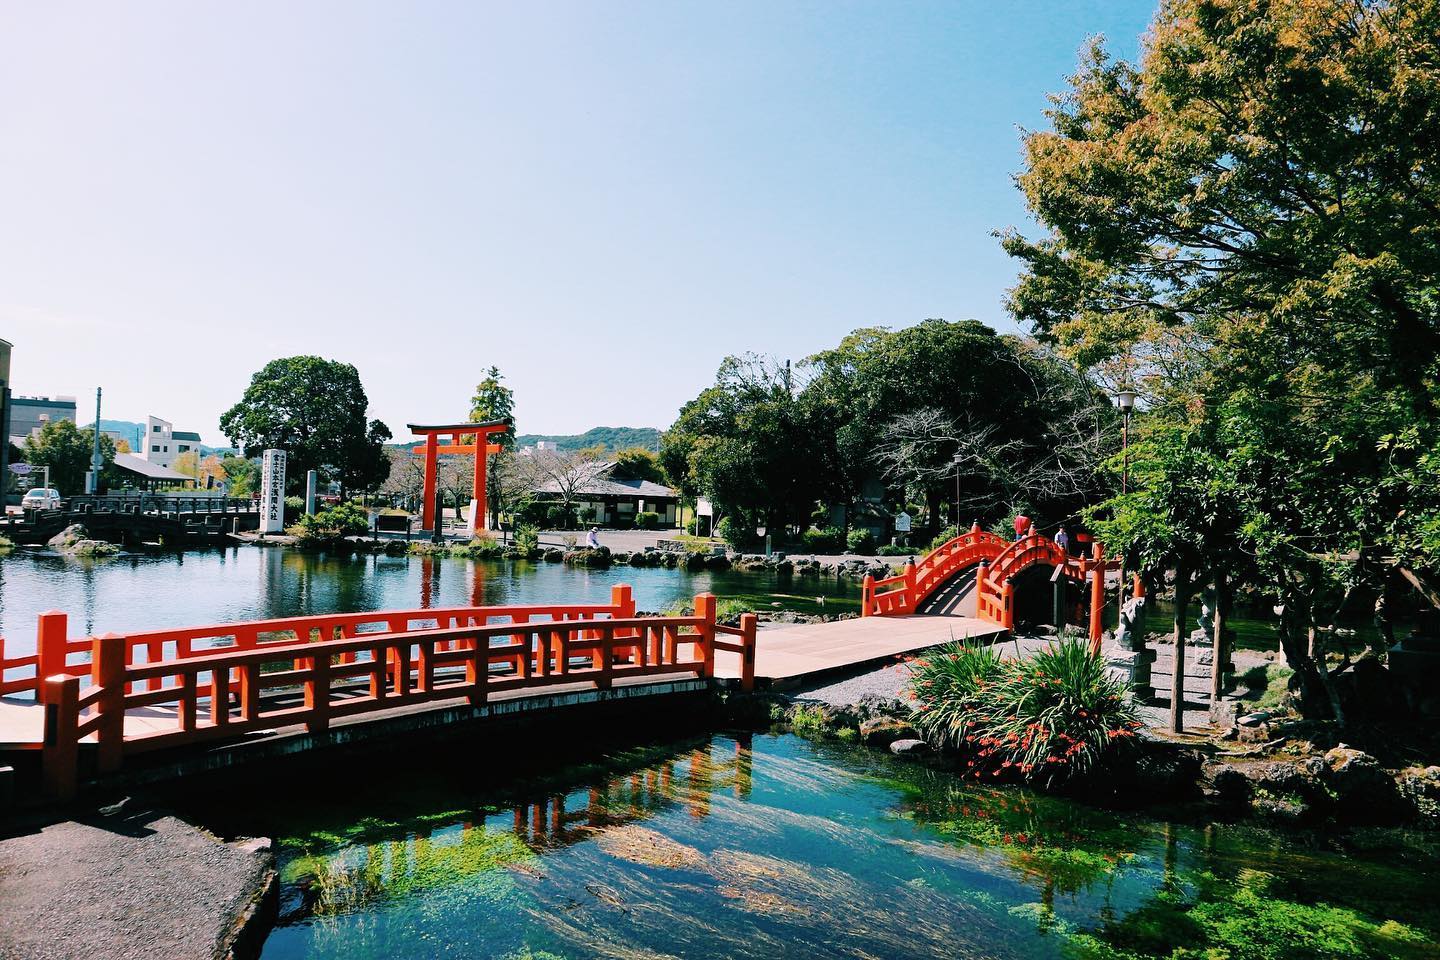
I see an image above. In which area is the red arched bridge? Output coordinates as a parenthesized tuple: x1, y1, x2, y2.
(861, 525, 1116, 646)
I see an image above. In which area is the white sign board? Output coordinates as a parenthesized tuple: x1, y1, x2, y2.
(894, 511, 912, 533)
(260, 449, 287, 533)
(8, 462, 30, 475)
(696, 497, 714, 518)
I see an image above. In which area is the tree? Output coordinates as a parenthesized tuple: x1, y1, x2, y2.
(610, 446, 665, 484)
(1004, 0, 1440, 720)
(661, 355, 825, 537)
(220, 357, 393, 496)
(517, 446, 609, 518)
(220, 456, 258, 497)
(21, 419, 118, 494)
(469, 366, 517, 525)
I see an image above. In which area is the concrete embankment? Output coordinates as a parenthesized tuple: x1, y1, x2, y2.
(0, 805, 274, 960)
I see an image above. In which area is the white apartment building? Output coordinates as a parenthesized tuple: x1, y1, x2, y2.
(142, 415, 202, 469)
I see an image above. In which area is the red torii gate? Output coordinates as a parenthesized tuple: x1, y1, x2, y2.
(408, 419, 510, 534)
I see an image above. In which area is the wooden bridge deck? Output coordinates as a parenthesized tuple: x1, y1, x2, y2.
(0, 612, 1003, 750)
(714, 613, 1002, 686)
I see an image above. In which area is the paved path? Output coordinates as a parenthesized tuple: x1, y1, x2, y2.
(0, 808, 273, 960)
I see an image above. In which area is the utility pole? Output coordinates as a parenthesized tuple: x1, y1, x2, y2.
(86, 387, 103, 494)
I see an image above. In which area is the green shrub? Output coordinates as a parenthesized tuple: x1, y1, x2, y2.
(685, 517, 698, 535)
(846, 528, 877, 554)
(929, 525, 958, 550)
(877, 543, 913, 556)
(545, 505, 573, 529)
(514, 523, 540, 553)
(910, 638, 1140, 787)
(716, 516, 747, 549)
(293, 501, 370, 537)
(634, 511, 660, 530)
(801, 526, 844, 554)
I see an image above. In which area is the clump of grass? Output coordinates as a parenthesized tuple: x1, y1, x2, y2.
(910, 639, 1141, 787)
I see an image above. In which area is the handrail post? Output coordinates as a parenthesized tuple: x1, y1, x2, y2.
(305, 652, 330, 735)
(694, 593, 717, 679)
(37, 611, 68, 704)
(860, 575, 874, 617)
(902, 562, 917, 611)
(598, 626, 614, 689)
(611, 583, 635, 619)
(93, 634, 126, 773)
(974, 561, 990, 620)
(738, 613, 757, 693)
(1001, 578, 1015, 630)
(42, 674, 80, 802)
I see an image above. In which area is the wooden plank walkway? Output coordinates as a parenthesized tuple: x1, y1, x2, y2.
(714, 613, 1004, 686)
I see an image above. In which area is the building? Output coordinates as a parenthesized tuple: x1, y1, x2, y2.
(529, 461, 680, 527)
(111, 452, 195, 490)
(9, 395, 77, 446)
(141, 415, 202, 469)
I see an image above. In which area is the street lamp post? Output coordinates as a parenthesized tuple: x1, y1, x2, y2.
(1115, 388, 1137, 619)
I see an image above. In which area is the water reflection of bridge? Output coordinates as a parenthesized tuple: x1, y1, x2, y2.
(284, 737, 754, 922)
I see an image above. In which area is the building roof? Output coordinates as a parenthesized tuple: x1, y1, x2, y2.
(172, 430, 202, 442)
(531, 462, 677, 500)
(112, 452, 192, 482)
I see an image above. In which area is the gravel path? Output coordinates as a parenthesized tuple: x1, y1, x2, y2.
(791, 660, 914, 707)
(0, 806, 273, 960)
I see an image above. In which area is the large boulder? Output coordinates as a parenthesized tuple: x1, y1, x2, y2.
(858, 717, 918, 749)
(1397, 766, 1440, 822)
(47, 524, 119, 557)
(1322, 745, 1402, 817)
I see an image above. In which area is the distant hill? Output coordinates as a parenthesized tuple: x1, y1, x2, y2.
(515, 427, 661, 453)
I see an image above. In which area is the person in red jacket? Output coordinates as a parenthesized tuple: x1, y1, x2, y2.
(1013, 513, 1031, 540)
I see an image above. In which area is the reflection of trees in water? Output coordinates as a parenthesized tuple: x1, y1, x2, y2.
(282, 740, 754, 925)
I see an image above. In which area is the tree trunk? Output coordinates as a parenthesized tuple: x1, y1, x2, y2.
(1171, 562, 1191, 734)
(1274, 586, 1330, 720)
(1209, 572, 1227, 703)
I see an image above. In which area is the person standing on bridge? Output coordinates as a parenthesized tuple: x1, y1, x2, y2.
(1013, 513, 1031, 540)
(1055, 526, 1070, 553)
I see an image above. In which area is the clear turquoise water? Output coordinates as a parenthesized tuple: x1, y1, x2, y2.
(183, 732, 1440, 960)
(0, 548, 859, 657)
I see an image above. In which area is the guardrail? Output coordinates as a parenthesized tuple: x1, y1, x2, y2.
(860, 527, 1112, 648)
(31, 586, 757, 801)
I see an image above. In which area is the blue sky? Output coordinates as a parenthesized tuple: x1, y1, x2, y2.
(1, 1, 1155, 442)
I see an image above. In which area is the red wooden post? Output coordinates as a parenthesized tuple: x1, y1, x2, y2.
(694, 593, 717, 679)
(37, 611, 68, 704)
(860, 575, 874, 617)
(472, 436, 487, 532)
(903, 562, 917, 611)
(974, 561, 990, 620)
(467, 633, 488, 707)
(738, 613, 757, 693)
(598, 626, 614, 689)
(305, 652, 330, 734)
(1001, 579, 1015, 630)
(420, 432, 439, 532)
(42, 674, 80, 802)
(93, 633, 126, 773)
(1089, 543, 1106, 652)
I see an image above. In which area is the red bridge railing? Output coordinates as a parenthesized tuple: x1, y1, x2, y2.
(861, 526, 1113, 647)
(29, 585, 757, 802)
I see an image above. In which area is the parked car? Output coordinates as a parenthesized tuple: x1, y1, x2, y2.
(21, 487, 62, 511)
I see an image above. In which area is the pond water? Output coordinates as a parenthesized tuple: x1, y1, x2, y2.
(177, 731, 1440, 960)
(0, 548, 860, 657)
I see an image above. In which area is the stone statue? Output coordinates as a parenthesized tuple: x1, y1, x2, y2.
(1115, 593, 1148, 651)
